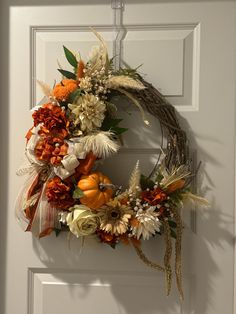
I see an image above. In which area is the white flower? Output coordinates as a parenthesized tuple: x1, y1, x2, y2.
(68, 93, 106, 133)
(79, 76, 92, 92)
(131, 207, 161, 240)
(66, 205, 99, 237)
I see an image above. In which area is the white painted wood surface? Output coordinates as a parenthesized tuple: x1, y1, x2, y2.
(3, 1, 236, 314)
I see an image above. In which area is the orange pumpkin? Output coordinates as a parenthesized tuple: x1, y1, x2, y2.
(78, 172, 114, 209)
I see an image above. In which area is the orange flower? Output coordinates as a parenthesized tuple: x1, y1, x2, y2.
(33, 103, 69, 138)
(53, 79, 78, 101)
(142, 187, 167, 205)
(76, 60, 85, 81)
(34, 136, 68, 165)
(46, 176, 74, 209)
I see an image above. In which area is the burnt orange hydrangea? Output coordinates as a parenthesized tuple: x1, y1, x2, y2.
(53, 79, 78, 101)
(46, 176, 74, 209)
(34, 136, 68, 165)
(33, 103, 69, 138)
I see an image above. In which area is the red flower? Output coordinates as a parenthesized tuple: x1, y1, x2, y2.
(142, 187, 167, 205)
(34, 136, 68, 165)
(96, 230, 117, 245)
(46, 176, 74, 209)
(33, 103, 69, 138)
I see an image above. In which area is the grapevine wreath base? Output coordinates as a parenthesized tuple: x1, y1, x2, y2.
(15, 30, 208, 299)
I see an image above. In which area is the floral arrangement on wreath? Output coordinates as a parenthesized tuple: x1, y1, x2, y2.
(16, 30, 208, 299)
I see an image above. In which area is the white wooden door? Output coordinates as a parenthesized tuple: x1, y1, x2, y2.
(3, 1, 236, 314)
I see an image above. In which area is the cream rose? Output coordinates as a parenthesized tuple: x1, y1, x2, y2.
(66, 205, 99, 237)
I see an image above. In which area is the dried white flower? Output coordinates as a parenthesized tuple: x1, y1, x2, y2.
(68, 93, 106, 133)
(79, 76, 92, 92)
(132, 207, 161, 240)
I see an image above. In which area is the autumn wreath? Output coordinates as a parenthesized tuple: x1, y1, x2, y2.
(16, 30, 208, 299)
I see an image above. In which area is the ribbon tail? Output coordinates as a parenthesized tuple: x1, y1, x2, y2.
(15, 168, 41, 231)
(31, 175, 57, 238)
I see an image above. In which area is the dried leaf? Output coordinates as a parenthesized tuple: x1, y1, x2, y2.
(161, 165, 191, 189)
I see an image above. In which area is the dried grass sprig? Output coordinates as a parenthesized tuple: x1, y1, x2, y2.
(37, 80, 53, 97)
(182, 191, 210, 207)
(172, 207, 184, 301)
(128, 160, 141, 197)
(132, 242, 165, 272)
(107, 75, 145, 90)
(163, 219, 172, 296)
(87, 28, 109, 75)
(117, 88, 150, 126)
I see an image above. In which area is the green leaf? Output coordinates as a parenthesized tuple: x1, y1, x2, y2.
(170, 229, 177, 239)
(111, 127, 128, 135)
(168, 220, 177, 229)
(54, 228, 62, 237)
(140, 174, 155, 190)
(155, 172, 164, 183)
(110, 242, 117, 249)
(73, 187, 84, 199)
(101, 117, 123, 130)
(58, 69, 76, 80)
(69, 89, 82, 103)
(101, 116, 128, 135)
(63, 46, 78, 68)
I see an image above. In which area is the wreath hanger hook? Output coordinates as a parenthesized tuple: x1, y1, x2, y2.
(111, 0, 125, 70)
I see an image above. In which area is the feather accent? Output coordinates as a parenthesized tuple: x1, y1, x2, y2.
(107, 75, 145, 90)
(79, 131, 119, 159)
(182, 192, 210, 207)
(161, 165, 191, 189)
(128, 160, 141, 196)
(117, 88, 150, 126)
(37, 80, 53, 97)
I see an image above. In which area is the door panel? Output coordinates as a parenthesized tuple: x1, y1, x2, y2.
(6, 2, 236, 314)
